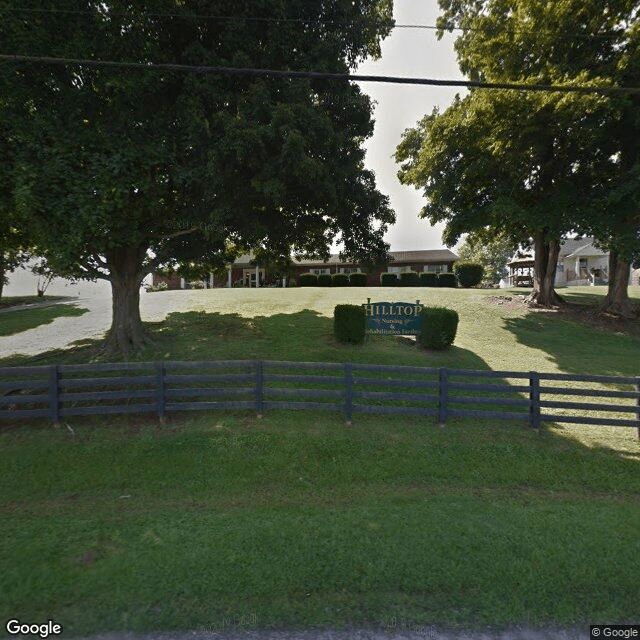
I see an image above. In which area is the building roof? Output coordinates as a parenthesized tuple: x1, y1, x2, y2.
(563, 242, 608, 259)
(559, 237, 607, 259)
(507, 257, 534, 267)
(233, 249, 458, 266)
(389, 249, 459, 263)
(507, 237, 608, 266)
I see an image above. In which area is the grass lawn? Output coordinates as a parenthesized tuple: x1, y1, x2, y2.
(0, 295, 70, 310)
(1, 285, 639, 635)
(0, 302, 89, 336)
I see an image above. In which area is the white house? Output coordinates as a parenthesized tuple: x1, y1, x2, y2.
(555, 238, 609, 286)
(503, 237, 621, 288)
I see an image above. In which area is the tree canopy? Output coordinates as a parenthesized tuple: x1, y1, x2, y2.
(0, 0, 395, 354)
(397, 0, 640, 312)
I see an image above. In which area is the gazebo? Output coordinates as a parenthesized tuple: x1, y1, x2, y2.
(508, 256, 534, 287)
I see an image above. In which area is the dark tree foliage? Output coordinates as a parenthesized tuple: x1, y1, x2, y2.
(0, 0, 395, 354)
(398, 0, 640, 313)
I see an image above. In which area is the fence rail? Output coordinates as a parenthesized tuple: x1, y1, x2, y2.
(0, 360, 638, 434)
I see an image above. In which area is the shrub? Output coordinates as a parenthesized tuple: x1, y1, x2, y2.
(349, 272, 368, 286)
(331, 273, 349, 287)
(146, 281, 169, 292)
(418, 307, 459, 350)
(380, 272, 398, 286)
(453, 262, 485, 288)
(399, 271, 420, 287)
(437, 272, 457, 288)
(299, 273, 318, 287)
(317, 273, 332, 286)
(420, 272, 438, 287)
(288, 279, 297, 287)
(334, 304, 366, 344)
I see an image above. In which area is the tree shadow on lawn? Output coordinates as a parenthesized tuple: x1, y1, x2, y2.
(503, 311, 640, 378)
(146, 308, 505, 370)
(0, 303, 90, 337)
(1, 308, 480, 367)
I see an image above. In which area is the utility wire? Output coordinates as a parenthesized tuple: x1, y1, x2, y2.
(0, 7, 627, 40)
(1, 54, 637, 96)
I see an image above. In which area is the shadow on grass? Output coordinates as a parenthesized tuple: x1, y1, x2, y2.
(0, 295, 73, 310)
(0, 303, 90, 337)
(1, 308, 498, 368)
(503, 310, 640, 378)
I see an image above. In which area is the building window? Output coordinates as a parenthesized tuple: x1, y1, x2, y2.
(424, 264, 447, 273)
(339, 267, 360, 274)
(312, 268, 331, 275)
(389, 266, 414, 274)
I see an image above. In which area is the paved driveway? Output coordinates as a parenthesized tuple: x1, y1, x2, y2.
(0, 290, 198, 358)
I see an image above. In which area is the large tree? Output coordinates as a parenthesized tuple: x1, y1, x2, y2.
(396, 87, 610, 306)
(397, 0, 639, 312)
(0, 110, 30, 299)
(1, 1, 395, 355)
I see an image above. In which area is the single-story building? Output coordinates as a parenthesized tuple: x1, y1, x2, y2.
(153, 249, 459, 289)
(556, 238, 609, 286)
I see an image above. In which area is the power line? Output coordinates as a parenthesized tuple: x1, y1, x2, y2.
(1, 54, 637, 96)
(0, 7, 626, 40)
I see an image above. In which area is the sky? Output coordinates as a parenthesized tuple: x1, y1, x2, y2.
(354, 0, 466, 252)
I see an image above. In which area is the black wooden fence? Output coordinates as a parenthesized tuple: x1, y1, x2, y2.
(1, 360, 639, 434)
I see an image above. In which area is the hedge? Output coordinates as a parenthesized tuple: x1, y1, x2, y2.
(349, 272, 367, 286)
(298, 273, 317, 287)
(420, 272, 438, 287)
(418, 307, 459, 350)
(437, 272, 457, 288)
(317, 274, 332, 286)
(453, 262, 484, 288)
(331, 273, 350, 287)
(399, 271, 420, 287)
(380, 272, 398, 286)
(334, 304, 366, 344)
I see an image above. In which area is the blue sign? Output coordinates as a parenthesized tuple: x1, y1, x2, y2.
(363, 299, 423, 335)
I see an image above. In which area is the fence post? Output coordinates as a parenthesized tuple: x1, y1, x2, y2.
(49, 365, 60, 426)
(155, 362, 166, 424)
(255, 360, 264, 418)
(635, 377, 640, 440)
(344, 362, 353, 425)
(438, 367, 448, 427)
(529, 371, 541, 432)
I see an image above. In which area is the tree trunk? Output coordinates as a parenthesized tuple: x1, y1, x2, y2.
(0, 253, 5, 299)
(601, 249, 636, 318)
(526, 231, 563, 307)
(104, 246, 148, 358)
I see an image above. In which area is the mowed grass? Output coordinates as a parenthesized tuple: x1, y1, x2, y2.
(1, 285, 639, 635)
(0, 295, 69, 310)
(0, 302, 89, 336)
